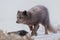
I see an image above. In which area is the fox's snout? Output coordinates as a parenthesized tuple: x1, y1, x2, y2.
(16, 21, 19, 23)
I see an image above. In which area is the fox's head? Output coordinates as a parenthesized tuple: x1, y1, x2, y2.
(16, 10, 32, 24)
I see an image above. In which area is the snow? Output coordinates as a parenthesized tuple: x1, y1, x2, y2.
(33, 25, 60, 40)
(1, 24, 60, 40)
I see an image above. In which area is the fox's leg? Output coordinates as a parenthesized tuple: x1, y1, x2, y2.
(29, 25, 34, 36)
(44, 18, 50, 34)
(31, 24, 39, 36)
(29, 25, 33, 31)
(42, 17, 49, 34)
(42, 23, 48, 34)
(44, 25, 48, 34)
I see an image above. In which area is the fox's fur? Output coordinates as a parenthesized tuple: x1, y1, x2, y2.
(16, 5, 57, 36)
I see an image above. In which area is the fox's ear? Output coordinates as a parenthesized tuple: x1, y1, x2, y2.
(17, 10, 21, 13)
(22, 10, 27, 16)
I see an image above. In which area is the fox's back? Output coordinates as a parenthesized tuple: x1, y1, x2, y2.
(28, 5, 49, 23)
(29, 5, 48, 14)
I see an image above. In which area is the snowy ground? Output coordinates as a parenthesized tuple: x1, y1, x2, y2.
(0, 24, 60, 40)
(34, 31, 60, 40)
(33, 25, 60, 40)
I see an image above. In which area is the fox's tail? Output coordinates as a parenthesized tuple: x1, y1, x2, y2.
(47, 25, 57, 33)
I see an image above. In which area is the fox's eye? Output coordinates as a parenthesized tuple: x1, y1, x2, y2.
(19, 17, 21, 19)
(19, 17, 23, 19)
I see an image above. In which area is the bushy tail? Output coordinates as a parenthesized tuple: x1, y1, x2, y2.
(47, 25, 57, 33)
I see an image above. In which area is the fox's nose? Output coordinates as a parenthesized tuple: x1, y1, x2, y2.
(16, 21, 19, 23)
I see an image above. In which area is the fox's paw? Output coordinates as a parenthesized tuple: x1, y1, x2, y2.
(31, 32, 37, 36)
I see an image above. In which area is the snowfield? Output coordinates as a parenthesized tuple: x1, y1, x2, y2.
(0, 24, 60, 40)
(33, 25, 60, 40)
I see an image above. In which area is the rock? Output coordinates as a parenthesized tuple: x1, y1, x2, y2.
(0, 30, 34, 40)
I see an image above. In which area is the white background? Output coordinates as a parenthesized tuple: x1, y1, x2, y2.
(0, 0, 60, 32)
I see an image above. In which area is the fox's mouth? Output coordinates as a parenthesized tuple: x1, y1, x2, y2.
(16, 21, 23, 24)
(16, 20, 27, 24)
